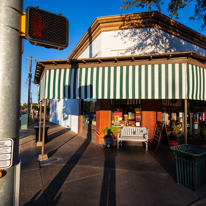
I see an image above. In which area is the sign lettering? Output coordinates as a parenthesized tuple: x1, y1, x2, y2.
(0, 138, 13, 169)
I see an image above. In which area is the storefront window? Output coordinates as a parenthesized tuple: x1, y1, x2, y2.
(162, 100, 206, 137)
(162, 100, 183, 132)
(83, 99, 96, 125)
(193, 104, 206, 134)
(111, 99, 142, 127)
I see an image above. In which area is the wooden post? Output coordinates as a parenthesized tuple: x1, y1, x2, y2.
(184, 99, 187, 144)
(36, 101, 42, 146)
(37, 102, 39, 126)
(38, 99, 48, 161)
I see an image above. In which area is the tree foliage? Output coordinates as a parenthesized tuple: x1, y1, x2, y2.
(20, 103, 38, 110)
(121, 0, 206, 30)
(20, 103, 28, 110)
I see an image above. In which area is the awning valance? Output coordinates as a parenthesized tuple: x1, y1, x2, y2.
(38, 63, 206, 101)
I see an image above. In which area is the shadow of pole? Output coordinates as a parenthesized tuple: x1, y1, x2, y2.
(99, 149, 116, 206)
(47, 134, 77, 158)
(24, 138, 91, 206)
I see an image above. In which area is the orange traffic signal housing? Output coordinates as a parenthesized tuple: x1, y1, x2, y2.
(25, 7, 69, 50)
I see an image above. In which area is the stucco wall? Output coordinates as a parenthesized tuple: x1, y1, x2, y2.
(79, 27, 206, 58)
(79, 33, 102, 58)
(49, 99, 80, 134)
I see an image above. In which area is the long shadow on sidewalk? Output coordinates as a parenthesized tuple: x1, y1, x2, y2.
(23, 138, 91, 206)
(100, 149, 116, 206)
(47, 127, 70, 142)
(47, 134, 77, 158)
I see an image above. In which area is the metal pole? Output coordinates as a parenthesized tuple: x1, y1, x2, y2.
(27, 55, 32, 123)
(42, 99, 46, 154)
(37, 101, 42, 144)
(0, 0, 23, 205)
(38, 99, 48, 160)
(184, 99, 188, 144)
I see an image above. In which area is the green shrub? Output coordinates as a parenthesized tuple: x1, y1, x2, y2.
(102, 126, 117, 135)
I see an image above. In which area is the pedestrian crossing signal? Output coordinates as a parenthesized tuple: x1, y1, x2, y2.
(25, 7, 69, 50)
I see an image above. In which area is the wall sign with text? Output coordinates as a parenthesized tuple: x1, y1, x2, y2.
(0, 138, 13, 169)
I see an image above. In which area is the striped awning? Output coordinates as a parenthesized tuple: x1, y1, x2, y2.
(38, 63, 206, 101)
(187, 64, 206, 101)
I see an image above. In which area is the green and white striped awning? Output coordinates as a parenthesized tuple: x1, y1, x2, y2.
(187, 64, 206, 101)
(38, 63, 206, 101)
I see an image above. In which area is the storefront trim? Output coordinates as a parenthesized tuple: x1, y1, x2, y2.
(36, 52, 206, 102)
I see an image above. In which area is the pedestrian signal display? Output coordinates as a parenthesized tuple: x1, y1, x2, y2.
(25, 7, 69, 50)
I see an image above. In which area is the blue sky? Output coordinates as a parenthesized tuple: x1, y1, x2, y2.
(21, 0, 205, 104)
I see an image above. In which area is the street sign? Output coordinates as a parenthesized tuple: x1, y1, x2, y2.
(0, 138, 13, 169)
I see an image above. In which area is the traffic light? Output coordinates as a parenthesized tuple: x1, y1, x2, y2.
(25, 6, 69, 50)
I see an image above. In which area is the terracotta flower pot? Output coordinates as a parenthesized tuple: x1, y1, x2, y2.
(112, 141, 117, 147)
(0, 169, 3, 178)
(100, 134, 105, 138)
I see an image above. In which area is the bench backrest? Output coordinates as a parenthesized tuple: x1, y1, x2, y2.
(121, 127, 148, 137)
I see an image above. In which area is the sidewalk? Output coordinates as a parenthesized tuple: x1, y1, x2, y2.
(19, 120, 206, 206)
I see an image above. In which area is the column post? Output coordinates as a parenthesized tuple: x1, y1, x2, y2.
(184, 99, 188, 144)
(37, 101, 42, 146)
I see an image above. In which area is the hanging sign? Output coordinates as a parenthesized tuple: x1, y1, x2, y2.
(0, 138, 14, 169)
(152, 121, 170, 150)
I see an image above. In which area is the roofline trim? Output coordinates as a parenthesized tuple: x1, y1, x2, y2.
(67, 11, 206, 59)
(34, 51, 206, 84)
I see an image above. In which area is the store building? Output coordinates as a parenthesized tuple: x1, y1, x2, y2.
(35, 11, 206, 144)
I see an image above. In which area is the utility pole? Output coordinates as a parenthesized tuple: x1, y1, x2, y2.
(31, 91, 32, 112)
(27, 55, 32, 123)
(0, 0, 23, 205)
(26, 56, 36, 123)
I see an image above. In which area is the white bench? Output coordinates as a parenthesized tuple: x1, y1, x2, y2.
(117, 127, 148, 151)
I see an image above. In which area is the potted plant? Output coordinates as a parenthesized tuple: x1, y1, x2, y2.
(170, 124, 185, 144)
(102, 126, 118, 147)
(102, 126, 117, 137)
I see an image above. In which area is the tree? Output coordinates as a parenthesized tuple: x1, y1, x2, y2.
(20, 103, 28, 110)
(32, 103, 38, 107)
(121, 0, 206, 30)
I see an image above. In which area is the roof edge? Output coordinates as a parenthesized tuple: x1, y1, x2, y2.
(68, 11, 206, 59)
(34, 51, 206, 84)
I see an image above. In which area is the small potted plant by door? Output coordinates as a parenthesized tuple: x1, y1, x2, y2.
(102, 126, 117, 148)
(170, 124, 185, 144)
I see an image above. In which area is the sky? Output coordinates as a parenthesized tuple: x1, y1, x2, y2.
(21, 0, 206, 104)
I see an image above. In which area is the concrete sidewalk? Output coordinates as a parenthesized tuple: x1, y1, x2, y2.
(19, 121, 206, 206)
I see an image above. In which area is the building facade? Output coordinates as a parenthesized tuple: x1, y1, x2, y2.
(35, 11, 206, 144)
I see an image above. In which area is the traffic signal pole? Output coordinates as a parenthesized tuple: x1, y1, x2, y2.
(0, 0, 23, 205)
